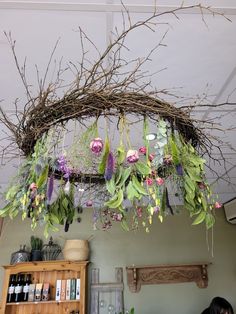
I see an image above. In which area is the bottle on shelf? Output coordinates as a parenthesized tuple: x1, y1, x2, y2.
(14, 274, 24, 302)
(7, 274, 16, 303)
(22, 274, 32, 302)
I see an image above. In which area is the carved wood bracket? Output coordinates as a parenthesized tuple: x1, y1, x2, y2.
(126, 263, 210, 293)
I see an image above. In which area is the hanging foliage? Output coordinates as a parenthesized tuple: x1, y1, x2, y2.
(0, 4, 228, 236)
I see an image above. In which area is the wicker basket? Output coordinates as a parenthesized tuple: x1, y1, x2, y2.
(62, 239, 89, 261)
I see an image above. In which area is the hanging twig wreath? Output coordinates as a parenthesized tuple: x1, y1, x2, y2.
(0, 4, 231, 236)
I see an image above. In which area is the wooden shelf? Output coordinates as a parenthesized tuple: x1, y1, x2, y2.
(126, 263, 211, 292)
(0, 260, 88, 314)
(6, 300, 80, 306)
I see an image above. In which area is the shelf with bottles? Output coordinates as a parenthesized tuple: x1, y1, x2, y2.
(0, 260, 88, 314)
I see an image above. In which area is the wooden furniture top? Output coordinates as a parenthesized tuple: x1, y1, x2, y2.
(2, 260, 89, 272)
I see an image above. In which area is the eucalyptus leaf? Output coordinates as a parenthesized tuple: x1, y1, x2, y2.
(205, 213, 215, 229)
(126, 181, 140, 202)
(192, 211, 206, 225)
(106, 177, 116, 195)
(135, 161, 151, 176)
(117, 144, 126, 165)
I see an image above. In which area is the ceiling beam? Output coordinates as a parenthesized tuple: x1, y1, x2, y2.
(0, 2, 236, 15)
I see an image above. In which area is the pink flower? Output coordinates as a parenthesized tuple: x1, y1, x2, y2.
(145, 177, 153, 186)
(156, 177, 165, 186)
(29, 183, 37, 190)
(163, 154, 173, 165)
(198, 182, 206, 190)
(154, 206, 160, 213)
(126, 150, 139, 163)
(214, 201, 222, 209)
(148, 153, 155, 161)
(86, 200, 93, 207)
(136, 207, 142, 218)
(139, 146, 147, 154)
(90, 138, 103, 154)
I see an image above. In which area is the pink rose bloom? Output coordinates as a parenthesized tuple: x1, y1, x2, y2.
(214, 201, 222, 209)
(29, 183, 37, 190)
(126, 150, 139, 163)
(148, 153, 155, 161)
(90, 138, 103, 154)
(156, 177, 165, 186)
(86, 200, 93, 207)
(139, 146, 147, 154)
(145, 177, 153, 186)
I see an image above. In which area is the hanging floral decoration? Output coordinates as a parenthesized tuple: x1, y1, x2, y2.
(0, 5, 225, 236)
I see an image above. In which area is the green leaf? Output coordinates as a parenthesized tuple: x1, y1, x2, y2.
(106, 177, 116, 195)
(192, 211, 206, 225)
(121, 219, 129, 231)
(0, 203, 12, 217)
(6, 185, 20, 200)
(98, 136, 110, 174)
(132, 176, 148, 195)
(62, 197, 69, 210)
(135, 161, 151, 176)
(36, 164, 49, 188)
(160, 187, 166, 214)
(205, 213, 215, 229)
(50, 213, 60, 225)
(117, 144, 126, 165)
(104, 189, 124, 208)
(126, 181, 140, 202)
(117, 167, 131, 188)
(169, 135, 179, 165)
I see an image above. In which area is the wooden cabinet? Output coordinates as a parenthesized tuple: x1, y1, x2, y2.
(0, 260, 88, 314)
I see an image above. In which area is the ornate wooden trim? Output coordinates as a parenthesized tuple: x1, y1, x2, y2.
(126, 263, 210, 292)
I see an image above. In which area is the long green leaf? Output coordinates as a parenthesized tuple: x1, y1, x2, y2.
(135, 161, 151, 176)
(192, 211, 206, 225)
(98, 136, 110, 174)
(36, 164, 49, 188)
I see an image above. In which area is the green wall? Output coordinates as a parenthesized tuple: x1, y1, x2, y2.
(0, 209, 235, 314)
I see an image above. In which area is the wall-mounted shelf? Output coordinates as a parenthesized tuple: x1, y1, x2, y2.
(126, 263, 210, 293)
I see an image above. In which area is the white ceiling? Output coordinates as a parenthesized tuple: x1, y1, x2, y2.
(0, 0, 236, 204)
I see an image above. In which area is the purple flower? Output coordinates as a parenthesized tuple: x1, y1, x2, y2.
(176, 164, 183, 176)
(47, 175, 54, 202)
(105, 152, 115, 181)
(90, 138, 103, 154)
(126, 150, 139, 163)
(57, 155, 73, 179)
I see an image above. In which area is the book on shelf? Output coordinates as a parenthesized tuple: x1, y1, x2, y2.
(70, 278, 76, 300)
(55, 279, 62, 301)
(28, 283, 36, 302)
(35, 283, 43, 301)
(42, 283, 50, 301)
(60, 279, 66, 301)
(66, 279, 71, 300)
(76, 278, 80, 300)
